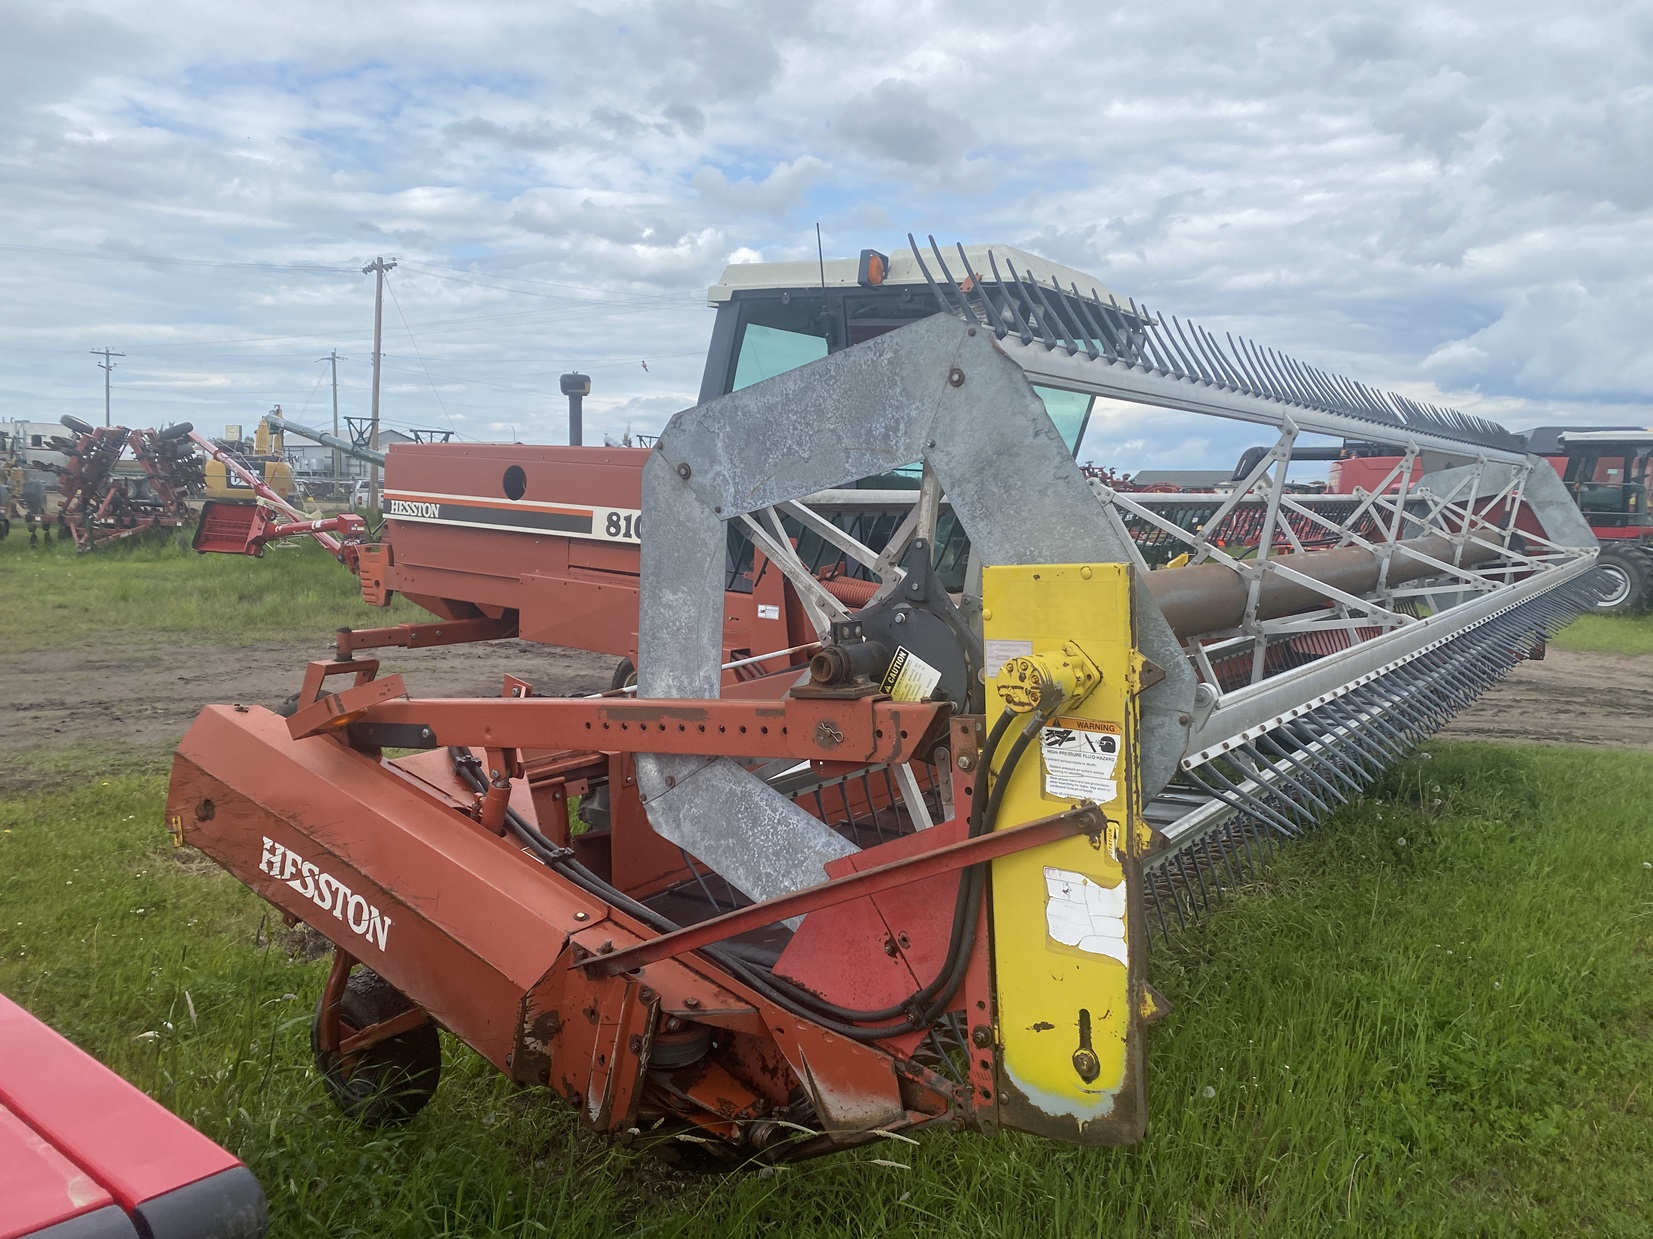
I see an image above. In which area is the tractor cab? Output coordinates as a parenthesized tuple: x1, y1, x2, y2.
(1559, 430, 1653, 530)
(698, 244, 1138, 461)
(1558, 430, 1653, 613)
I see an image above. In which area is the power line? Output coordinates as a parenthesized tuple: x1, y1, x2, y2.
(0, 241, 356, 274)
(398, 259, 699, 301)
(383, 272, 456, 432)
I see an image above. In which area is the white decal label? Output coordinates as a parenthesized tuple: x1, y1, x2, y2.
(388, 499, 440, 519)
(1040, 717, 1122, 804)
(757, 603, 781, 621)
(592, 507, 643, 543)
(983, 638, 1034, 677)
(258, 836, 392, 951)
(881, 646, 943, 702)
(1043, 866, 1127, 965)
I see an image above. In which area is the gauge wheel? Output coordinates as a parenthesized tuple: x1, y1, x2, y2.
(611, 657, 638, 692)
(1593, 547, 1650, 615)
(311, 968, 441, 1126)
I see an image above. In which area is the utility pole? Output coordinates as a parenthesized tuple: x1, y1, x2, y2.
(91, 348, 125, 427)
(318, 350, 345, 486)
(361, 256, 396, 510)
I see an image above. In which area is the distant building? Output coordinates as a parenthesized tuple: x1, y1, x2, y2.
(3, 420, 73, 470)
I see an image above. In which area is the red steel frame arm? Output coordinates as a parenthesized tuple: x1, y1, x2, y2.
(583, 803, 1104, 976)
(294, 691, 950, 766)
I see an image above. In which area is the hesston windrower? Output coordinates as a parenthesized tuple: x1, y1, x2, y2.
(168, 240, 1605, 1166)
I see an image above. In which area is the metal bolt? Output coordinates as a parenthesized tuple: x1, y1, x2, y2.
(1177, 713, 1191, 726)
(948, 367, 965, 387)
(665, 1016, 684, 1032)
(574, 911, 589, 922)
(683, 996, 701, 1010)
(894, 612, 907, 625)
(971, 1025, 992, 1048)
(956, 752, 976, 772)
(597, 940, 614, 954)
(639, 987, 656, 1005)
(676, 462, 692, 479)
(628, 1034, 644, 1054)
(883, 937, 899, 957)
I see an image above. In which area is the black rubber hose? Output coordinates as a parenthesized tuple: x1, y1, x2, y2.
(448, 719, 1035, 1042)
(741, 708, 1019, 1024)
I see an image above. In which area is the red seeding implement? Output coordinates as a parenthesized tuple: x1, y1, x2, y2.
(171, 238, 1604, 1165)
(43, 416, 202, 552)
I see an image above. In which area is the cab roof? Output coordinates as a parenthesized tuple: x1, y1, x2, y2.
(708, 244, 1126, 307)
(1557, 430, 1653, 447)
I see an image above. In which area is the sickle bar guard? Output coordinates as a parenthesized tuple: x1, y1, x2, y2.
(168, 241, 1601, 1164)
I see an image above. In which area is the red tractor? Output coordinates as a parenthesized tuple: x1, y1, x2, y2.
(1313, 428, 1652, 614)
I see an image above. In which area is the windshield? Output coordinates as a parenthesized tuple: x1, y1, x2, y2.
(727, 321, 1093, 456)
(732, 324, 829, 391)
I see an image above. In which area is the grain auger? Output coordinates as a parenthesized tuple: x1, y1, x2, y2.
(168, 239, 1602, 1164)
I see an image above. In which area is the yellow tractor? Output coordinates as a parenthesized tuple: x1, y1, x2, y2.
(202, 415, 296, 502)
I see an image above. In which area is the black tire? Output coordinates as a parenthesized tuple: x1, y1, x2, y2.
(611, 657, 638, 692)
(274, 692, 301, 718)
(311, 968, 441, 1125)
(59, 415, 95, 436)
(1592, 547, 1651, 615)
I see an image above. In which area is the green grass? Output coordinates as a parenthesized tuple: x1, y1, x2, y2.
(4, 742, 1652, 1236)
(1549, 610, 1653, 657)
(0, 528, 420, 650)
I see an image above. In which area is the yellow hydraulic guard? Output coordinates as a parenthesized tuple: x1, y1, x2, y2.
(983, 562, 1151, 1143)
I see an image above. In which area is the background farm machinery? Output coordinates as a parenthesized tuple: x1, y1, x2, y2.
(167, 240, 1606, 1166)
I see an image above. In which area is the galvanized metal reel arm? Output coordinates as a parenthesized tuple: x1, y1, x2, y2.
(635, 313, 1196, 902)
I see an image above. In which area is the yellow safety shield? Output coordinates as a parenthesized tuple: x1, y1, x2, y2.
(983, 562, 1148, 1143)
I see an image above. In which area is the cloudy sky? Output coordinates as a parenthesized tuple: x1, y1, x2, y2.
(2, 0, 1649, 472)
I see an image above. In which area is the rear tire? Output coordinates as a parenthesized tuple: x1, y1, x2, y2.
(611, 657, 637, 692)
(311, 969, 441, 1126)
(1593, 547, 1651, 615)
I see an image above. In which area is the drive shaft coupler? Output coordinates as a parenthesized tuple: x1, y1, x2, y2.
(809, 638, 891, 687)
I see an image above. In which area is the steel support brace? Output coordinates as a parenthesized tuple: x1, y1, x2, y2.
(584, 804, 1102, 976)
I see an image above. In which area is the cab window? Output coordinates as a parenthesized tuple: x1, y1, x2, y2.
(732, 324, 828, 391)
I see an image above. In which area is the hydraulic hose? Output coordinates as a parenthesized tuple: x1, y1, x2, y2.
(447, 709, 1035, 1043)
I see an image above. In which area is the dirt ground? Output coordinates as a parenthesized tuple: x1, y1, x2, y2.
(1436, 647, 1653, 751)
(0, 638, 614, 793)
(1, 639, 1645, 796)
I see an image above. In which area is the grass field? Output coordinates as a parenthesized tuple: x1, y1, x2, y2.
(0, 528, 420, 650)
(3, 748, 1652, 1236)
(6, 528, 1653, 656)
(1550, 612, 1653, 656)
(4, 531, 1653, 1235)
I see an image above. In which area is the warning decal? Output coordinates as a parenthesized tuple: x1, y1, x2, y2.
(881, 646, 943, 702)
(1040, 716, 1122, 804)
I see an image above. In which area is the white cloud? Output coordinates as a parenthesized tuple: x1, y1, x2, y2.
(0, 0, 1648, 463)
